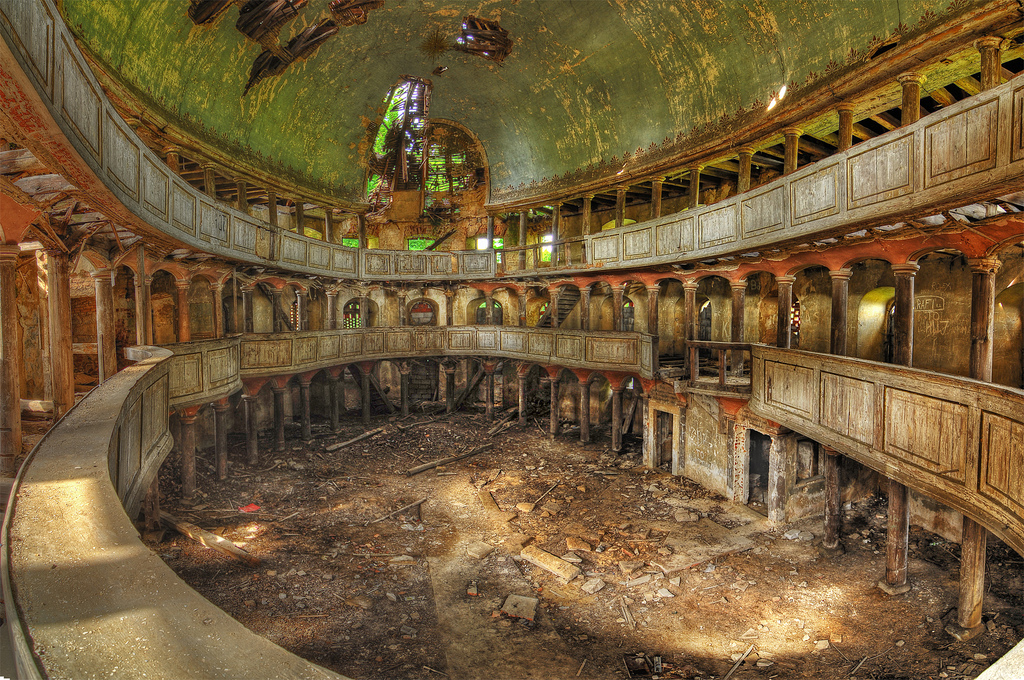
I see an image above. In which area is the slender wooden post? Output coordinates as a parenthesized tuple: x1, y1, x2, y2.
(294, 200, 305, 234)
(243, 394, 259, 465)
(517, 372, 527, 425)
(582, 195, 593, 234)
(271, 288, 285, 332)
(45, 250, 74, 418)
(837, 105, 854, 152)
(164, 147, 181, 173)
(324, 207, 334, 243)
(767, 433, 786, 523)
(615, 187, 626, 229)
(783, 128, 801, 175)
(326, 291, 338, 330)
(578, 379, 590, 444)
(892, 264, 918, 367)
(175, 278, 192, 342)
(399, 362, 411, 418)
(821, 446, 843, 553)
(272, 384, 287, 451)
(548, 377, 559, 438)
(93, 269, 119, 381)
(212, 283, 225, 338)
(976, 37, 1003, 91)
(484, 363, 495, 421)
(650, 178, 664, 219)
(612, 285, 624, 332)
(897, 73, 926, 127)
(485, 215, 495, 250)
(444, 362, 456, 413)
(969, 259, 999, 383)
(299, 379, 312, 441)
(881, 478, 911, 593)
(202, 163, 217, 199)
(518, 291, 527, 327)
(775, 276, 796, 349)
(296, 291, 308, 331)
(485, 291, 495, 325)
(580, 288, 591, 331)
(179, 409, 199, 498)
(213, 400, 230, 481)
(611, 387, 623, 452)
(829, 269, 852, 356)
(236, 179, 249, 213)
(737, 147, 753, 193)
(518, 211, 528, 269)
(357, 214, 367, 249)
(687, 166, 702, 209)
(0, 246, 22, 476)
(267, 189, 279, 228)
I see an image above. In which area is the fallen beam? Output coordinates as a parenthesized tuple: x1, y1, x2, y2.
(160, 512, 260, 567)
(406, 443, 494, 476)
(326, 426, 386, 452)
(368, 497, 428, 525)
(520, 545, 581, 581)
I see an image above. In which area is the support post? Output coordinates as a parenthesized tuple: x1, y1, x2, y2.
(357, 214, 367, 249)
(898, 73, 926, 127)
(549, 287, 560, 329)
(299, 379, 312, 441)
(611, 387, 623, 453)
(612, 285, 624, 332)
(242, 286, 254, 333)
(271, 288, 285, 332)
(179, 408, 199, 498)
(267, 189, 279, 228)
(175, 278, 191, 343)
(737, 147, 753, 193)
(213, 400, 230, 481)
(949, 518, 988, 639)
(361, 367, 371, 425)
(518, 291, 527, 327)
(243, 394, 259, 465)
(968, 259, 999, 383)
(323, 207, 333, 243)
(683, 281, 698, 342)
(776, 276, 796, 349)
(829, 269, 852, 356)
(485, 291, 495, 325)
(484, 363, 495, 421)
(976, 37, 1004, 91)
(821, 446, 843, 553)
(766, 433, 786, 524)
(518, 372, 527, 425)
(578, 379, 590, 444)
(783, 127, 801, 175)
(212, 283, 225, 338)
(837, 105, 854, 152)
(326, 291, 338, 330)
(650, 178, 664, 219)
(579, 288, 591, 332)
(687, 166, 702, 209)
(359, 294, 369, 328)
(236, 180, 249, 213)
(0, 246, 22, 475)
(45, 250, 74, 418)
(518, 210, 528, 269)
(272, 384, 287, 452)
(880, 478, 911, 594)
(444, 362, 456, 413)
(202, 163, 217, 199)
(548, 377, 558, 438)
(94, 269, 119, 381)
(328, 375, 341, 432)
(582, 195, 593, 234)
(892, 264, 918, 367)
(399, 362, 411, 418)
(615, 187, 626, 229)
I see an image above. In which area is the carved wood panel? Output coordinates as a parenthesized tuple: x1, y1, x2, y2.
(2, 0, 54, 89)
(656, 220, 681, 256)
(364, 331, 384, 353)
(500, 330, 526, 353)
(341, 333, 362, 355)
(819, 372, 873, 445)
(118, 399, 142, 499)
(528, 333, 553, 356)
(591, 234, 620, 262)
(1011, 84, 1024, 164)
(104, 113, 139, 200)
(141, 374, 168, 454)
(763, 359, 814, 417)
(397, 253, 426, 275)
(332, 248, 357, 274)
(741, 185, 785, 237)
(386, 331, 412, 353)
(924, 98, 998, 188)
(449, 330, 474, 349)
(623, 227, 653, 260)
(199, 202, 228, 245)
(169, 352, 203, 397)
(207, 347, 237, 386)
(848, 133, 914, 208)
(364, 252, 391, 276)
(461, 252, 493, 275)
(979, 412, 1024, 516)
(791, 162, 840, 224)
(586, 336, 637, 365)
(280, 235, 306, 265)
(477, 329, 497, 350)
(141, 156, 169, 219)
(555, 335, 583, 360)
(240, 339, 292, 368)
(318, 335, 340, 359)
(171, 184, 196, 235)
(308, 243, 330, 269)
(232, 218, 257, 253)
(415, 330, 443, 351)
(883, 387, 968, 481)
(430, 253, 453, 275)
(59, 38, 99, 157)
(294, 337, 318, 364)
(698, 204, 738, 248)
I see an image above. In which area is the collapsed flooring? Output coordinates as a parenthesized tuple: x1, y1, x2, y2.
(151, 411, 1024, 680)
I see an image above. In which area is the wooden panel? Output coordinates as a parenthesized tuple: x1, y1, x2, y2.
(449, 330, 474, 350)
(500, 330, 527, 353)
(924, 98, 999, 188)
(848, 133, 914, 208)
(528, 332, 553, 356)
(591, 234, 620, 262)
(294, 336, 318, 364)
(697, 204, 738, 248)
(308, 243, 329, 269)
(341, 333, 361, 355)
(741, 185, 786, 237)
(791, 162, 840, 224)
(819, 372, 873, 444)
(232, 217, 257, 253)
(332, 248, 357, 274)
(280, 235, 306, 265)
(586, 336, 637, 365)
(397, 253, 426, 275)
(883, 387, 968, 481)
(477, 329, 498, 350)
(104, 113, 139, 199)
(623, 227, 653, 260)
(118, 399, 142, 499)
(979, 412, 1024, 515)
(430, 253, 454, 275)
(141, 374, 168, 453)
(207, 347, 237, 386)
(318, 334, 340, 359)
(656, 220, 681, 256)
(386, 331, 412, 353)
(240, 339, 291, 369)
(1010, 83, 1024, 164)
(2, 0, 54, 89)
(764, 360, 814, 417)
(141, 156, 169, 219)
(461, 252, 493, 275)
(364, 252, 391, 276)
(414, 330, 443, 351)
(169, 353, 202, 397)
(364, 331, 384, 353)
(555, 335, 583, 361)
(59, 39, 100, 158)
(678, 216, 694, 252)
(199, 202, 228, 246)
(171, 184, 196, 235)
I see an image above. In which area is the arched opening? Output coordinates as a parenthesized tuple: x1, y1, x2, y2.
(150, 270, 179, 344)
(342, 298, 377, 328)
(408, 298, 438, 326)
(475, 299, 502, 325)
(113, 266, 137, 368)
(188, 278, 215, 339)
(621, 297, 635, 331)
(849, 258, 895, 360)
(856, 287, 896, 362)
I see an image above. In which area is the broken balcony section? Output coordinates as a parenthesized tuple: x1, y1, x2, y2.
(367, 77, 432, 209)
(453, 15, 513, 64)
(328, 0, 385, 26)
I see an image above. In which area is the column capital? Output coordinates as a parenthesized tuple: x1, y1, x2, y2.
(0, 244, 21, 261)
(580, 287, 591, 298)
(326, 290, 338, 298)
(737, 145, 755, 155)
(611, 385, 624, 393)
(90, 267, 112, 281)
(398, 361, 412, 375)
(967, 257, 1001, 274)
(683, 280, 699, 291)
(973, 36, 1004, 51)
(200, 161, 217, 170)
(729, 280, 748, 292)
(211, 401, 231, 412)
(650, 176, 666, 184)
(212, 282, 225, 293)
(891, 263, 920, 277)
(174, 278, 191, 290)
(688, 164, 704, 173)
(836, 102, 856, 113)
(782, 126, 802, 137)
(775, 275, 797, 286)
(896, 72, 926, 86)
(162, 145, 183, 155)
(646, 284, 662, 294)
(828, 268, 853, 281)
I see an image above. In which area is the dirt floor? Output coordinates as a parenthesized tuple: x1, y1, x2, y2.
(147, 408, 1024, 680)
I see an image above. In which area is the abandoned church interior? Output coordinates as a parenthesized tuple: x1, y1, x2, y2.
(1, 0, 1023, 678)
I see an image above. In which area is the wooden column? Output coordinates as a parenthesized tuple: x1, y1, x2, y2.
(611, 387, 623, 453)
(518, 291, 527, 327)
(360, 295, 370, 328)
(783, 128, 801, 175)
(297, 378, 311, 441)
(202, 163, 217, 199)
(737, 147, 753, 193)
(897, 73, 926, 127)
(837, 105, 855, 152)
(650, 178, 664, 219)
(0, 246, 21, 476)
(175, 279, 191, 343)
(444, 362, 456, 413)
(45, 250, 74, 419)
(267, 189, 279, 228)
(272, 384, 287, 451)
(243, 394, 259, 465)
(730, 281, 745, 343)
(212, 283, 225, 338)
(892, 264, 918, 367)
(486, 215, 495, 250)
(94, 269, 119, 381)
(241, 286, 255, 333)
(271, 288, 285, 332)
(484, 363, 495, 421)
(548, 377, 559, 438)
(615, 187, 626, 229)
(612, 285, 624, 332)
(357, 214, 367, 249)
(766, 433, 786, 524)
(582, 196, 593, 234)
(323, 208, 334, 243)
(579, 288, 591, 331)
(822, 446, 843, 552)
(294, 200, 305, 234)
(132, 269, 149, 345)
(829, 269, 851, 356)
(518, 211, 528, 269)
(360, 367, 371, 425)
(549, 287, 561, 329)
(578, 379, 590, 444)
(328, 375, 342, 432)
(399, 362, 411, 418)
(485, 291, 494, 325)
(213, 400, 230, 481)
(517, 372, 527, 425)
(775, 275, 796, 349)
(552, 203, 562, 264)
(164, 147, 181, 173)
(179, 408, 199, 498)
(969, 259, 999, 382)
(687, 166, 702, 209)
(139, 245, 153, 343)
(326, 292, 338, 330)
(647, 285, 661, 337)
(683, 281, 698, 342)
(236, 180, 249, 213)
(881, 478, 911, 593)
(976, 37, 1003, 91)
(296, 291, 308, 331)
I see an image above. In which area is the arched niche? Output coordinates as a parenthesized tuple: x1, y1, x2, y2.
(408, 298, 438, 326)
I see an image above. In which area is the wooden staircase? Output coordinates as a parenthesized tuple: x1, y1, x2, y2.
(536, 288, 581, 327)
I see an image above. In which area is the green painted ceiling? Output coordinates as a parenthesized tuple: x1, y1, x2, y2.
(61, 0, 959, 203)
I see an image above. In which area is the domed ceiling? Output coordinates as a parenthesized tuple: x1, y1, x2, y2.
(60, 0, 970, 204)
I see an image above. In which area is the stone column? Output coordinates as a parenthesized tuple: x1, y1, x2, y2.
(518, 291, 527, 327)
(179, 408, 199, 498)
(615, 187, 626, 229)
(326, 291, 338, 330)
(766, 433, 786, 524)
(271, 288, 285, 332)
(328, 374, 342, 432)
(212, 283, 225, 338)
(267, 189, 279, 228)
(175, 279, 191, 343)
(518, 211, 528, 269)
(399, 362, 411, 418)
(549, 287, 561, 329)
(892, 264, 918, 367)
(837, 104, 855, 152)
(0, 246, 22, 475)
(213, 400, 230, 481)
(298, 377, 312, 441)
(241, 285, 255, 333)
(548, 377, 559, 438)
(45, 250, 74, 418)
(243, 394, 259, 465)
(579, 288, 591, 331)
(976, 37, 1003, 91)
(272, 384, 287, 451)
(94, 269, 118, 381)
(783, 128, 801, 175)
(578, 378, 590, 444)
(821, 446, 843, 553)
(202, 163, 217, 199)
(776, 275, 796, 349)
(829, 269, 852, 356)
(897, 73, 926, 127)
(236, 179, 249, 213)
(650, 178, 664, 219)
(296, 291, 308, 331)
(484, 363, 495, 421)
(611, 387, 623, 453)
(582, 195, 593, 234)
(687, 166, 702, 209)
(517, 372, 527, 425)
(612, 285, 624, 332)
(737, 147, 753, 193)
(444, 362, 456, 413)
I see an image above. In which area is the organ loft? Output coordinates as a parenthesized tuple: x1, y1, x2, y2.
(0, 1, 1022, 678)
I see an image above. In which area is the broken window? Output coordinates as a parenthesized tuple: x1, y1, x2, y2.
(343, 300, 362, 329)
(476, 300, 502, 325)
(423, 123, 485, 222)
(453, 15, 513, 64)
(407, 237, 435, 251)
(328, 0, 384, 26)
(341, 237, 359, 248)
(409, 300, 436, 326)
(367, 77, 431, 209)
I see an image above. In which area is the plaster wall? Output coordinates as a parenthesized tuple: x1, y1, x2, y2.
(683, 394, 730, 496)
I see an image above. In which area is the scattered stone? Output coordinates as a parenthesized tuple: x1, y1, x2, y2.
(506, 534, 532, 550)
(521, 545, 582, 581)
(756, 659, 774, 668)
(798, 531, 815, 541)
(740, 628, 758, 640)
(669, 577, 681, 587)
(540, 501, 564, 514)
(973, 653, 988, 661)
(830, 633, 843, 643)
(244, 599, 255, 607)
(501, 594, 539, 621)
(386, 592, 398, 602)
(516, 502, 535, 513)
(466, 541, 495, 560)
(581, 578, 606, 595)
(400, 625, 418, 637)
(657, 588, 675, 598)
(619, 560, 643, 576)
(814, 640, 830, 651)
(566, 536, 592, 552)
(895, 640, 905, 647)
(626, 574, 652, 587)
(674, 509, 699, 522)
(783, 529, 801, 540)
(561, 552, 583, 564)
(349, 595, 374, 610)
(467, 581, 479, 597)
